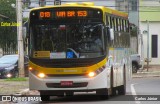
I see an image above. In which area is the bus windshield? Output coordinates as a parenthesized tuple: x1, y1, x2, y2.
(30, 23, 105, 59)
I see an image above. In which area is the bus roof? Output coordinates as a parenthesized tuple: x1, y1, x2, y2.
(31, 2, 128, 19)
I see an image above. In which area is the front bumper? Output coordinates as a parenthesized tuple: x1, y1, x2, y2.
(29, 70, 108, 92)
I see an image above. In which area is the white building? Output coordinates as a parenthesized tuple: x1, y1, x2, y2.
(139, 0, 160, 65)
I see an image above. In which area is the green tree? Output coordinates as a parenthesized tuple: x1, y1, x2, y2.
(0, 0, 17, 54)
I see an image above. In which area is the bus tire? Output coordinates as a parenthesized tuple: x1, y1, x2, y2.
(96, 88, 110, 100)
(110, 67, 116, 96)
(40, 91, 50, 101)
(118, 85, 125, 95)
(118, 66, 126, 95)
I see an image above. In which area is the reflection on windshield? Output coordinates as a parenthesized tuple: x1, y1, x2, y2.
(30, 23, 105, 59)
(0, 56, 18, 64)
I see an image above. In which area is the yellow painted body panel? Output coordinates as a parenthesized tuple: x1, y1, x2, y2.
(29, 58, 107, 75)
(33, 51, 50, 58)
(109, 48, 114, 50)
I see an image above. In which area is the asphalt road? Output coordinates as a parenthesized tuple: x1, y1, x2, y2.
(6, 77, 160, 104)
(131, 77, 160, 95)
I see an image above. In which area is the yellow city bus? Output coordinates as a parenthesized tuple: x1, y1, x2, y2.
(28, 2, 131, 101)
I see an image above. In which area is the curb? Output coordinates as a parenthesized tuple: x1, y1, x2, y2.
(12, 88, 30, 96)
(132, 73, 160, 78)
(137, 71, 160, 74)
(132, 70, 160, 78)
(133, 75, 160, 78)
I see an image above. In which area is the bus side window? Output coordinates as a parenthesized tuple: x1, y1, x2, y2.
(117, 18, 120, 31)
(121, 19, 125, 32)
(126, 20, 129, 32)
(106, 15, 109, 26)
(119, 19, 121, 32)
(105, 15, 110, 46)
(118, 18, 122, 47)
(114, 18, 118, 32)
(112, 17, 115, 31)
(108, 16, 111, 28)
(123, 20, 126, 32)
(110, 16, 113, 29)
(112, 17, 116, 47)
(119, 18, 123, 32)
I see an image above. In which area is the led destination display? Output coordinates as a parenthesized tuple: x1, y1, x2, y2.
(30, 8, 102, 20)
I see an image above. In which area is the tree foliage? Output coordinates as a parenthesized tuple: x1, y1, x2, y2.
(0, 0, 17, 54)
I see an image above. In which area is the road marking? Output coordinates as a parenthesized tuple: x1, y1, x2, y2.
(131, 84, 141, 104)
(131, 84, 137, 95)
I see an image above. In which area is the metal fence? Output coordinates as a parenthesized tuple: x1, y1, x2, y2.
(0, 16, 17, 55)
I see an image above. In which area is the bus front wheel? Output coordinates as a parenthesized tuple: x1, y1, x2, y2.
(118, 66, 126, 95)
(40, 91, 50, 101)
(96, 88, 110, 100)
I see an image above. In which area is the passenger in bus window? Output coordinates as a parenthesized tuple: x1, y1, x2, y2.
(41, 32, 55, 51)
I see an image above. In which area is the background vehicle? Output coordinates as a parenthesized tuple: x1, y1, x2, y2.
(0, 55, 28, 78)
(28, 2, 131, 101)
(131, 54, 142, 73)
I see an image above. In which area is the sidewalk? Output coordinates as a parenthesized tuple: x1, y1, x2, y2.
(0, 78, 29, 95)
(132, 65, 160, 78)
(0, 78, 39, 96)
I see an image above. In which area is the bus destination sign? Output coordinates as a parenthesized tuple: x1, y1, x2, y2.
(39, 10, 88, 19)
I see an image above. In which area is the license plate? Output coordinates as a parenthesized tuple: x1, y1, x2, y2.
(61, 81, 73, 86)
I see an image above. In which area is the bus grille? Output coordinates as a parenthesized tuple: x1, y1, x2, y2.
(46, 74, 87, 77)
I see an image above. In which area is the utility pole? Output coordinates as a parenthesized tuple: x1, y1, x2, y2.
(39, 0, 46, 7)
(146, 20, 150, 71)
(54, 0, 61, 5)
(17, 0, 24, 77)
(123, 0, 128, 13)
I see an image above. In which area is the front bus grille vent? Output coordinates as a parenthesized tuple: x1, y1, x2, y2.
(46, 74, 87, 77)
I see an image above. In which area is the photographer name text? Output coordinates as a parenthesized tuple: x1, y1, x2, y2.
(0, 22, 21, 27)
(135, 96, 158, 101)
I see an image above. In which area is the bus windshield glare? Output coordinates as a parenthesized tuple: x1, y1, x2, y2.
(30, 23, 105, 59)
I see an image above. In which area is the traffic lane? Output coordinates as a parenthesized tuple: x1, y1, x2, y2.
(129, 77, 160, 104)
(43, 77, 160, 104)
(131, 77, 160, 95)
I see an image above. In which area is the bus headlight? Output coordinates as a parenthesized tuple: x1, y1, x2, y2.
(87, 65, 106, 78)
(29, 68, 46, 78)
(88, 72, 96, 77)
(37, 73, 46, 78)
